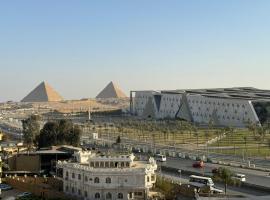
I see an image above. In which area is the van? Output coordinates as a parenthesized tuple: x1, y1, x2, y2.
(232, 174, 246, 182)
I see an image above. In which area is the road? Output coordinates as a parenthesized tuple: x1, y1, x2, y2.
(156, 157, 270, 195)
(160, 157, 270, 194)
(159, 171, 270, 198)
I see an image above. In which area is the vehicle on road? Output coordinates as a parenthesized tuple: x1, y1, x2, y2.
(155, 154, 166, 162)
(189, 175, 214, 187)
(132, 148, 141, 153)
(0, 183, 12, 191)
(232, 174, 246, 182)
(17, 192, 32, 198)
(192, 160, 204, 168)
(189, 175, 223, 194)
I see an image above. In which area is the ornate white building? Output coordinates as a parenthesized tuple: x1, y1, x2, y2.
(57, 151, 157, 200)
(131, 87, 270, 127)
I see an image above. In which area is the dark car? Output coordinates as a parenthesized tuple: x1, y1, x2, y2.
(0, 183, 12, 191)
(192, 160, 204, 168)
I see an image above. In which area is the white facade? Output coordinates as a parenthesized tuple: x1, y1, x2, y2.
(57, 152, 157, 200)
(132, 88, 267, 127)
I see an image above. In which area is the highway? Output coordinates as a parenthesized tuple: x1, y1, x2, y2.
(163, 157, 270, 187)
(159, 171, 270, 198)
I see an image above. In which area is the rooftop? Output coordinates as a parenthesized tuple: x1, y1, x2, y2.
(137, 87, 270, 101)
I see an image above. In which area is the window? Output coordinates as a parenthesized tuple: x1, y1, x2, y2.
(118, 193, 123, 199)
(72, 187, 74, 193)
(147, 176, 150, 182)
(72, 173, 75, 179)
(65, 171, 69, 177)
(78, 174, 81, 180)
(135, 192, 143, 196)
(94, 177, 99, 183)
(106, 193, 112, 199)
(95, 193, 101, 199)
(84, 191, 88, 198)
(85, 176, 88, 182)
(106, 177, 111, 184)
(78, 189, 81, 196)
(65, 186, 68, 192)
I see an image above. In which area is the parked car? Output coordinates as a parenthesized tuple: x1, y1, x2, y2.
(0, 183, 12, 191)
(212, 168, 218, 174)
(155, 154, 166, 162)
(132, 149, 141, 153)
(17, 192, 32, 198)
(192, 160, 204, 168)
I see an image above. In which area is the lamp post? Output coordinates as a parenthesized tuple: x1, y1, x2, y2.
(178, 169, 182, 185)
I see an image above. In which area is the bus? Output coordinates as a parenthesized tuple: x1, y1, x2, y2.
(189, 175, 214, 187)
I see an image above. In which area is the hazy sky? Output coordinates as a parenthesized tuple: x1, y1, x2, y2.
(0, 0, 270, 102)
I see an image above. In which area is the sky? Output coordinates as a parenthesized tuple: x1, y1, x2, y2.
(0, 0, 270, 102)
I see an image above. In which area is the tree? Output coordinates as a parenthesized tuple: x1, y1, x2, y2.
(116, 135, 121, 144)
(243, 136, 248, 158)
(38, 119, 82, 148)
(22, 115, 41, 151)
(213, 167, 235, 194)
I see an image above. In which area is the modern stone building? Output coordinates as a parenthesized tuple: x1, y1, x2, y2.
(131, 87, 270, 127)
(57, 151, 157, 200)
(0, 132, 3, 195)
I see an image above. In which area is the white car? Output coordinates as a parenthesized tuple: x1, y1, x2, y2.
(232, 174, 246, 182)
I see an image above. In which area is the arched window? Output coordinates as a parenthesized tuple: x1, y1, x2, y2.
(95, 193, 101, 199)
(118, 193, 123, 199)
(147, 176, 150, 182)
(106, 192, 112, 199)
(106, 177, 111, 183)
(94, 177, 100, 183)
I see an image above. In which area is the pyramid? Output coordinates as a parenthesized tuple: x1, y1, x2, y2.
(96, 81, 127, 99)
(21, 81, 63, 102)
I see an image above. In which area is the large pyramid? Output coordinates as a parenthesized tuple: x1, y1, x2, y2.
(96, 81, 127, 99)
(21, 81, 63, 102)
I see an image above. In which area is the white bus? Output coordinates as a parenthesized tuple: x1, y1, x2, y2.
(189, 175, 214, 187)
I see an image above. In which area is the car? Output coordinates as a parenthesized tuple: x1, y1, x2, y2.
(155, 154, 166, 162)
(232, 174, 246, 182)
(0, 183, 12, 191)
(17, 192, 32, 198)
(212, 168, 218, 174)
(192, 160, 204, 168)
(132, 149, 141, 153)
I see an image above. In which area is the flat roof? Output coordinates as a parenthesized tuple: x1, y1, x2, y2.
(135, 87, 270, 101)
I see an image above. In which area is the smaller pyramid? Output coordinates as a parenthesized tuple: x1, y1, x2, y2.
(96, 81, 127, 99)
(21, 81, 63, 102)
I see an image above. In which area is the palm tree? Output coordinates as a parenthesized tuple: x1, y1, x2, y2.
(243, 136, 247, 158)
(214, 167, 235, 194)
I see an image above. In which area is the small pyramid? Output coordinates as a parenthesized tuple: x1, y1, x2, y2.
(21, 81, 63, 102)
(96, 81, 127, 99)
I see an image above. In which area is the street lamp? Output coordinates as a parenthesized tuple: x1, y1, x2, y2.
(178, 169, 182, 185)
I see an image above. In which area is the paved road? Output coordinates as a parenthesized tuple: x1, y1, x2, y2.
(159, 171, 270, 197)
(162, 157, 270, 191)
